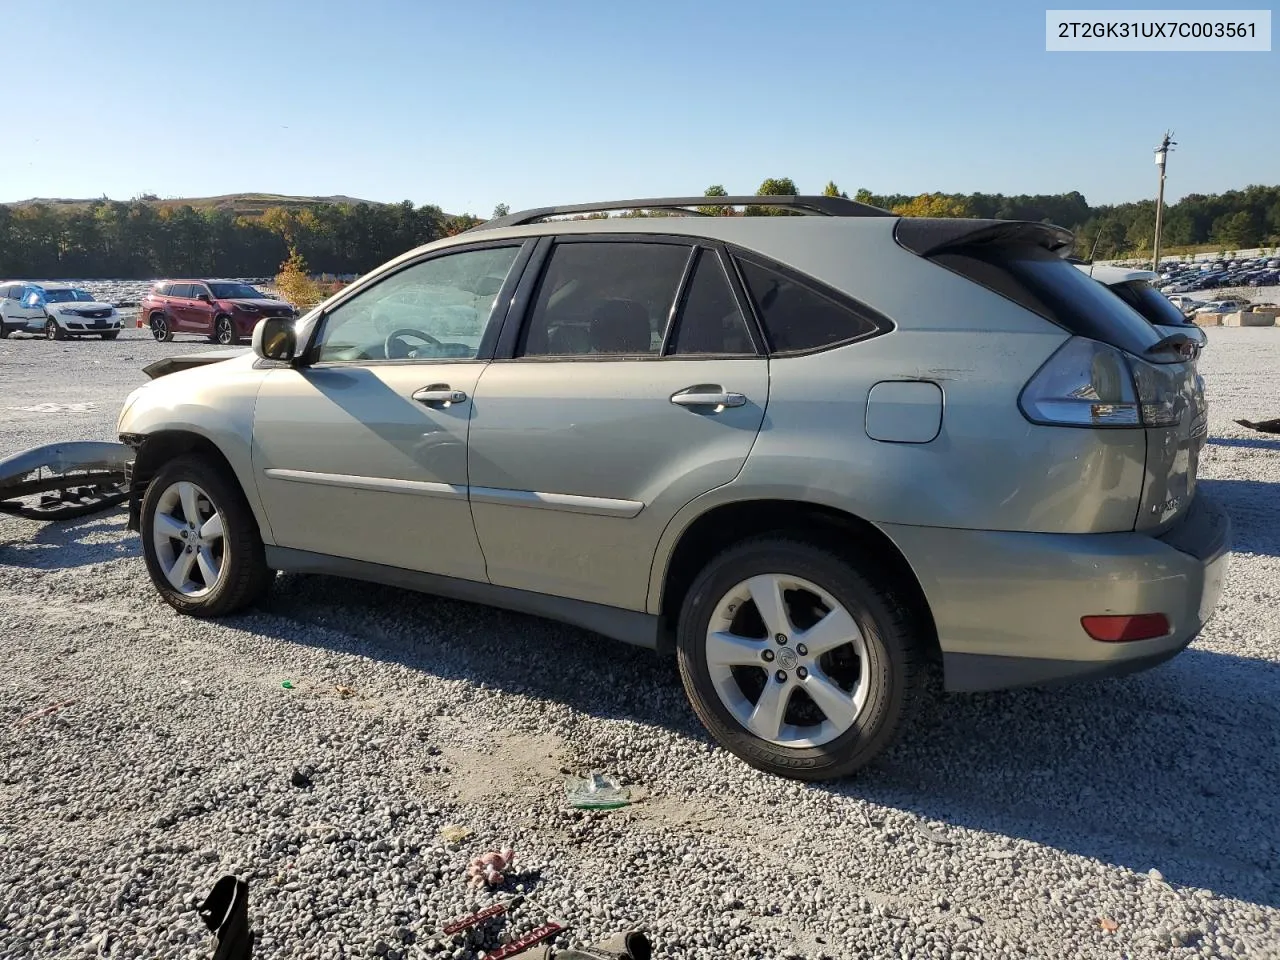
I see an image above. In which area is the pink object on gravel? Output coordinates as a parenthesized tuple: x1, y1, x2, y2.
(466, 846, 515, 888)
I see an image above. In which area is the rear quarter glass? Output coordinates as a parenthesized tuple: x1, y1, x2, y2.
(932, 244, 1165, 359)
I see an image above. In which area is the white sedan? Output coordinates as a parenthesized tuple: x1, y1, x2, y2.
(0, 282, 122, 340)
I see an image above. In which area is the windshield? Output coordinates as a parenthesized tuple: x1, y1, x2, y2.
(43, 289, 95, 303)
(1110, 281, 1195, 328)
(209, 282, 264, 299)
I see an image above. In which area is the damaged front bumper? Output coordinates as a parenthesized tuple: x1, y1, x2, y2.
(0, 441, 132, 521)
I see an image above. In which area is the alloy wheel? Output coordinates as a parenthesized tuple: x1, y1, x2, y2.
(151, 317, 168, 342)
(150, 481, 226, 597)
(705, 574, 869, 748)
(215, 318, 234, 345)
(45, 319, 57, 340)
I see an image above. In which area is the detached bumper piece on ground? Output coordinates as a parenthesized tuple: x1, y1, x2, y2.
(196, 875, 652, 960)
(0, 441, 131, 521)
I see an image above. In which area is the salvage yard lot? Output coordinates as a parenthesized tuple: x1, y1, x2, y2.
(1, 330, 1278, 960)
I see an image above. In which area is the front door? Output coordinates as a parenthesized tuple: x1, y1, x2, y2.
(251, 242, 528, 583)
(468, 239, 769, 610)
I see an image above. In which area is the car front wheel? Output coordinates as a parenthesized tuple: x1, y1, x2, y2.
(213, 316, 238, 345)
(676, 537, 921, 780)
(45, 317, 66, 341)
(140, 455, 273, 617)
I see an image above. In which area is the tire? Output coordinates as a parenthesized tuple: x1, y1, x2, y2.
(139, 454, 273, 617)
(0, 325, 9, 339)
(213, 315, 238, 345)
(101, 331, 119, 340)
(676, 537, 922, 781)
(45, 317, 66, 341)
(150, 313, 174, 343)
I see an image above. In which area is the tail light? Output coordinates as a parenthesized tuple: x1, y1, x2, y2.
(1019, 337, 1184, 429)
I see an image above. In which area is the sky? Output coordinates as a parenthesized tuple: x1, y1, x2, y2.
(1, 0, 1275, 214)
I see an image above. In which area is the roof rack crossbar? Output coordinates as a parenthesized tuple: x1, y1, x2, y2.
(473, 195, 893, 231)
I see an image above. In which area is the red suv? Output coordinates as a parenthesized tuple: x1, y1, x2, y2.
(139, 280, 297, 344)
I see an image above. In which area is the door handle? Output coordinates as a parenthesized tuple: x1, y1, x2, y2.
(412, 385, 468, 406)
(670, 386, 747, 410)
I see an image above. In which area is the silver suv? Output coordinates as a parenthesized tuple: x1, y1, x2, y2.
(116, 196, 1231, 780)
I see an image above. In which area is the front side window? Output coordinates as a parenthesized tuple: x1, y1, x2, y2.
(737, 257, 880, 354)
(169, 284, 193, 299)
(190, 284, 210, 299)
(520, 241, 690, 358)
(316, 245, 521, 362)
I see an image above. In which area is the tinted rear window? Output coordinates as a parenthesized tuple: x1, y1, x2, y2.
(736, 257, 880, 353)
(931, 244, 1161, 357)
(1109, 281, 1195, 328)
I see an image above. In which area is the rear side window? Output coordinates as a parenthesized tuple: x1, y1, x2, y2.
(735, 257, 880, 353)
(520, 241, 690, 357)
(1110, 281, 1194, 328)
(667, 250, 755, 356)
(932, 245, 1161, 356)
(169, 283, 191, 298)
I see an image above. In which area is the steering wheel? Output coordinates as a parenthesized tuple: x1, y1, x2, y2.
(383, 328, 442, 359)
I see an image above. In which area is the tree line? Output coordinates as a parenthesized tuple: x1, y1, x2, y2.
(2, 179, 1278, 279)
(0, 199, 481, 280)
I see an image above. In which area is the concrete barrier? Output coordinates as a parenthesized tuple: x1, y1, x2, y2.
(1223, 311, 1276, 327)
(1191, 311, 1223, 327)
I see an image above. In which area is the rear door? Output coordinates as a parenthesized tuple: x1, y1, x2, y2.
(166, 284, 196, 329)
(188, 282, 215, 334)
(467, 237, 768, 610)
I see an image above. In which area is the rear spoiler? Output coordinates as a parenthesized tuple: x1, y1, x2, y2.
(143, 347, 251, 380)
(894, 218, 1075, 258)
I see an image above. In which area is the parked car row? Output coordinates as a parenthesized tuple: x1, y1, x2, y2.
(1160, 256, 1280, 293)
(115, 195, 1227, 780)
(139, 280, 297, 344)
(0, 282, 124, 340)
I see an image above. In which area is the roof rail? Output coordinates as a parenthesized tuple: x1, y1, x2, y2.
(473, 195, 893, 231)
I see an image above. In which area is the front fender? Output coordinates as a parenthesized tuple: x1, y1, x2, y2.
(118, 357, 274, 543)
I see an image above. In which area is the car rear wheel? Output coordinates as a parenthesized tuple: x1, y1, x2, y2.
(676, 537, 921, 780)
(140, 455, 273, 617)
(45, 318, 66, 341)
(213, 315, 238, 345)
(150, 314, 173, 342)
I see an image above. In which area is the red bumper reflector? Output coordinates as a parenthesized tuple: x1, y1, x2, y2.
(1081, 613, 1171, 643)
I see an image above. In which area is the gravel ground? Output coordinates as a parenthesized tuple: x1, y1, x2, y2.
(2, 328, 1279, 960)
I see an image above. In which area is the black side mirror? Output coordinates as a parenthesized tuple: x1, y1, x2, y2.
(253, 316, 296, 362)
(197, 293, 213, 303)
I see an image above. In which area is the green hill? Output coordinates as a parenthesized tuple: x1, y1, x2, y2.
(6, 193, 383, 218)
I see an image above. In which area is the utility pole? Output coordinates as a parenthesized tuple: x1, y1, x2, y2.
(1151, 131, 1175, 271)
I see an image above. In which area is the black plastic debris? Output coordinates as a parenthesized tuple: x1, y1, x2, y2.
(198, 875, 253, 960)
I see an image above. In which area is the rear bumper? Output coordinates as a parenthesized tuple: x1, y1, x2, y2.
(881, 494, 1232, 692)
